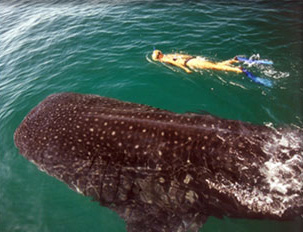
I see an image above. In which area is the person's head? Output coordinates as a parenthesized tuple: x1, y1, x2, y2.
(152, 50, 163, 61)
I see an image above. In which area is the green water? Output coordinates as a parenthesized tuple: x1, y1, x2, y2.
(1, 0, 302, 231)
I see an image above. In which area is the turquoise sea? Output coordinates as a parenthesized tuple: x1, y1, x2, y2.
(1, 0, 302, 231)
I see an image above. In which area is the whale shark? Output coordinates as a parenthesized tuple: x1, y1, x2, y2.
(14, 92, 303, 232)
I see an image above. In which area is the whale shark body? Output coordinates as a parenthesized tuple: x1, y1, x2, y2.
(14, 93, 303, 232)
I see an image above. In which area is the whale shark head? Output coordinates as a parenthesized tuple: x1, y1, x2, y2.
(14, 92, 303, 232)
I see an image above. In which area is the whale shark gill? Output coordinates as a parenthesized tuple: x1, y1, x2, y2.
(14, 92, 303, 232)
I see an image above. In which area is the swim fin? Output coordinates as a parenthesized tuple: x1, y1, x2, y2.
(242, 68, 273, 87)
(236, 56, 273, 65)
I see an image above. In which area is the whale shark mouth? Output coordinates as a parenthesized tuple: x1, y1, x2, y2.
(14, 92, 303, 232)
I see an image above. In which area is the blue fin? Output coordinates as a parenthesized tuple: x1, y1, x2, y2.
(242, 69, 273, 87)
(237, 56, 273, 65)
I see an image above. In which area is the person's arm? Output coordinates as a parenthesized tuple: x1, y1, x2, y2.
(174, 54, 193, 60)
(168, 60, 192, 73)
(162, 56, 192, 73)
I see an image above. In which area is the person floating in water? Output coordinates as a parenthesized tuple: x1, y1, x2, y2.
(152, 49, 273, 87)
(152, 49, 241, 74)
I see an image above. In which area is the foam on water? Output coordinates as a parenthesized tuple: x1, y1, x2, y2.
(261, 130, 303, 195)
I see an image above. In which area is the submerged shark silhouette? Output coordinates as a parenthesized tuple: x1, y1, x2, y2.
(14, 92, 303, 232)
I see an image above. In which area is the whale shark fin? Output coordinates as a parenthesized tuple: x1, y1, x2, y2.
(112, 176, 208, 232)
(116, 205, 207, 232)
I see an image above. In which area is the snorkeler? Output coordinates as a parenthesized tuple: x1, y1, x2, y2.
(152, 49, 273, 87)
(152, 50, 242, 74)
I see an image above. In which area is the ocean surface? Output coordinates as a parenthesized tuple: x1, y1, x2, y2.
(1, 0, 302, 231)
